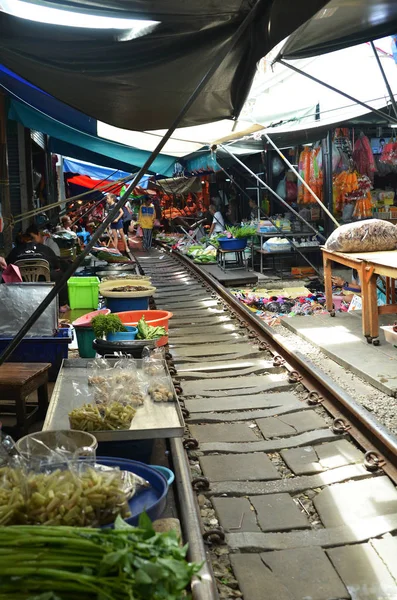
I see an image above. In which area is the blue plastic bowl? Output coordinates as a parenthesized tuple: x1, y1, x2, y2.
(106, 326, 138, 342)
(152, 465, 175, 486)
(106, 297, 149, 312)
(218, 237, 247, 251)
(97, 457, 168, 526)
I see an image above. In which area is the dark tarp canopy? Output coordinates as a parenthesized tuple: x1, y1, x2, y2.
(279, 0, 397, 60)
(0, 0, 331, 131)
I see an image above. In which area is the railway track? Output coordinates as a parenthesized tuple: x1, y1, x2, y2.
(138, 248, 397, 600)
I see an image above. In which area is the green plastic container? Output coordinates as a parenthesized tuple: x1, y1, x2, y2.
(68, 277, 99, 309)
(74, 326, 96, 358)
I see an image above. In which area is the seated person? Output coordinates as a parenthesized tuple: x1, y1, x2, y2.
(6, 232, 69, 310)
(26, 224, 61, 257)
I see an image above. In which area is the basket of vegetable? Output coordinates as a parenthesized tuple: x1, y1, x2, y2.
(218, 225, 257, 250)
(91, 313, 139, 343)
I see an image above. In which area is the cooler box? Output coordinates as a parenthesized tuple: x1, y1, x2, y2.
(68, 277, 99, 309)
(0, 332, 72, 381)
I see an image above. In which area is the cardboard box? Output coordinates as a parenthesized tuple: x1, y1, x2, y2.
(291, 266, 316, 277)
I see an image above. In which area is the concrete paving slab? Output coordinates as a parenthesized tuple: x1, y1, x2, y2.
(169, 324, 240, 337)
(179, 362, 281, 380)
(282, 313, 397, 396)
(200, 429, 341, 454)
(251, 493, 310, 532)
(184, 392, 299, 413)
(189, 423, 259, 443)
(371, 535, 397, 582)
(281, 440, 363, 475)
(181, 373, 291, 396)
(261, 547, 349, 600)
(327, 543, 397, 600)
(170, 342, 258, 358)
(200, 453, 281, 482)
(187, 402, 308, 423)
(314, 475, 397, 528)
(175, 357, 268, 372)
(211, 497, 260, 532)
(169, 333, 245, 345)
(230, 554, 294, 600)
(227, 512, 397, 551)
(208, 464, 372, 496)
(256, 409, 328, 438)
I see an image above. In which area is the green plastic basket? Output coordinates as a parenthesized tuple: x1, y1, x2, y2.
(74, 326, 96, 358)
(68, 277, 99, 309)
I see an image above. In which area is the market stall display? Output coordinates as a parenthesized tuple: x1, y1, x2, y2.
(43, 358, 184, 441)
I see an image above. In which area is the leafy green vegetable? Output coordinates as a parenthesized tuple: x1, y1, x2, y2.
(91, 314, 127, 339)
(0, 514, 201, 600)
(137, 316, 167, 340)
(226, 225, 257, 239)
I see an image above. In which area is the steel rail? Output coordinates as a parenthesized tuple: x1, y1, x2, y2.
(162, 246, 397, 483)
(170, 438, 219, 600)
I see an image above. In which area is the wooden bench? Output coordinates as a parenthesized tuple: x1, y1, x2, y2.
(0, 363, 51, 436)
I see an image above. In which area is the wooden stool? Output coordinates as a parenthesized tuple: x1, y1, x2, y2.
(0, 363, 51, 436)
(216, 248, 246, 272)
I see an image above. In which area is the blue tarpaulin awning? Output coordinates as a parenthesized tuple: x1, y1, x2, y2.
(8, 100, 176, 176)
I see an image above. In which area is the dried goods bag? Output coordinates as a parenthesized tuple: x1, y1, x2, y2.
(325, 219, 397, 253)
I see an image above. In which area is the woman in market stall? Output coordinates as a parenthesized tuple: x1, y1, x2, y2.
(208, 204, 225, 237)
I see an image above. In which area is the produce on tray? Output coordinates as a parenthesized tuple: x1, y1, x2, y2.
(325, 219, 397, 253)
(137, 315, 167, 340)
(0, 514, 201, 600)
(0, 465, 130, 527)
(69, 401, 137, 431)
(149, 381, 174, 402)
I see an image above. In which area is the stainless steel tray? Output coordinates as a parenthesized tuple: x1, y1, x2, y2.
(44, 358, 185, 441)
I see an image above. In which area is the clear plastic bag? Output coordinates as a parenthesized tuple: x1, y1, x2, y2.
(25, 458, 130, 527)
(148, 377, 174, 402)
(142, 346, 167, 377)
(325, 219, 397, 253)
(0, 456, 26, 525)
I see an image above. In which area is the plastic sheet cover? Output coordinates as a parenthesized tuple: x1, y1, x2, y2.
(0, 283, 58, 338)
(0, 1, 330, 131)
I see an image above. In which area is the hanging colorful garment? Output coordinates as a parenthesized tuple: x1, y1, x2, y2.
(353, 134, 377, 181)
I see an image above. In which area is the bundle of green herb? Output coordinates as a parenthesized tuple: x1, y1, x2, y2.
(0, 514, 201, 600)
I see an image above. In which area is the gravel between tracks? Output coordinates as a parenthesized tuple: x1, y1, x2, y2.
(272, 322, 397, 435)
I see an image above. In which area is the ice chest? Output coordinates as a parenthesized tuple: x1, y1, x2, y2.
(0, 333, 71, 381)
(68, 277, 99, 309)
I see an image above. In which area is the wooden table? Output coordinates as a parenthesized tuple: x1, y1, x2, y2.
(0, 362, 51, 435)
(322, 248, 397, 344)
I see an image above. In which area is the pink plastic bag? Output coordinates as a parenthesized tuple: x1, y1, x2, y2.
(2, 264, 22, 283)
(136, 226, 143, 238)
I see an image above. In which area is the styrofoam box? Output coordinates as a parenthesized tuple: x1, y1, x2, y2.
(381, 326, 397, 346)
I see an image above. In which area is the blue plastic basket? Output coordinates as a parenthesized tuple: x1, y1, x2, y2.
(218, 237, 248, 251)
(105, 297, 149, 312)
(97, 457, 168, 526)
